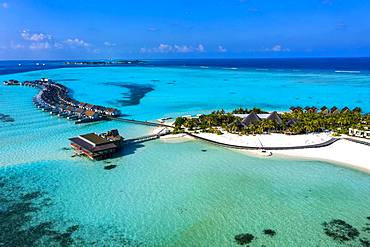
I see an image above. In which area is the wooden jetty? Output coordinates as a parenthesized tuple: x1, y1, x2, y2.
(109, 117, 174, 128)
(124, 128, 171, 144)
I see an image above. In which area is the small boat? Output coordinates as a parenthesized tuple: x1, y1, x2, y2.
(259, 149, 272, 157)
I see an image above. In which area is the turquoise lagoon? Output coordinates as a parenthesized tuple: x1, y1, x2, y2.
(1, 66, 370, 246)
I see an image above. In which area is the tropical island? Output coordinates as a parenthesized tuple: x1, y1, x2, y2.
(173, 106, 369, 136)
(163, 106, 370, 171)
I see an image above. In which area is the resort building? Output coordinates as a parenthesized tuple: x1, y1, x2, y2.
(290, 106, 303, 113)
(105, 108, 121, 116)
(241, 112, 261, 126)
(267, 111, 283, 125)
(349, 128, 370, 139)
(330, 106, 340, 114)
(84, 110, 100, 120)
(352, 107, 362, 114)
(341, 107, 351, 113)
(304, 106, 317, 113)
(69, 129, 124, 160)
(320, 106, 329, 115)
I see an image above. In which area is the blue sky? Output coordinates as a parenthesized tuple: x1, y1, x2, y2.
(0, 0, 370, 59)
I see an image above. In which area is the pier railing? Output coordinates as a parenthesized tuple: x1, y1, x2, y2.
(124, 127, 170, 144)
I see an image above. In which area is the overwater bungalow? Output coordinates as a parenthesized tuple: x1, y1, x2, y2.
(105, 108, 121, 116)
(69, 130, 124, 160)
(75, 108, 85, 118)
(94, 105, 106, 113)
(85, 110, 100, 120)
(84, 103, 94, 110)
(78, 102, 86, 109)
(3, 80, 20, 86)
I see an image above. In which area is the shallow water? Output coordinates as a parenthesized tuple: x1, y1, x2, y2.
(1, 66, 370, 246)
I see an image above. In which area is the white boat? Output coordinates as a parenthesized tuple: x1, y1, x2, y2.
(259, 149, 272, 157)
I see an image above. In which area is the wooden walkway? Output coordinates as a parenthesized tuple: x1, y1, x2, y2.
(109, 117, 174, 128)
(186, 133, 340, 150)
(124, 128, 171, 144)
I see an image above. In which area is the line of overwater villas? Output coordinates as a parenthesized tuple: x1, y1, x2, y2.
(5, 78, 121, 124)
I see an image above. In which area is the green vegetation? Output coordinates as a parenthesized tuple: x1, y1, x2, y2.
(174, 107, 370, 135)
(232, 107, 268, 114)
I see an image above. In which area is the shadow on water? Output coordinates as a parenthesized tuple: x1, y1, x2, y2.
(119, 142, 146, 157)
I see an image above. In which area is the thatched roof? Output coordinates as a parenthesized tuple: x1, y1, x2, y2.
(321, 106, 328, 111)
(352, 107, 362, 113)
(286, 119, 297, 127)
(341, 106, 350, 113)
(267, 111, 283, 125)
(331, 106, 339, 113)
(241, 112, 261, 126)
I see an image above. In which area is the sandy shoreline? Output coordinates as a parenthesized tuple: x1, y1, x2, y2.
(152, 127, 370, 173)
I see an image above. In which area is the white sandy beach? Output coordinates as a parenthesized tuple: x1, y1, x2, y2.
(194, 132, 333, 148)
(273, 139, 370, 172)
(155, 127, 370, 172)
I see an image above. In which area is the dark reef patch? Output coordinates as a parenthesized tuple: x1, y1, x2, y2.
(360, 238, 370, 247)
(0, 113, 15, 123)
(234, 233, 255, 245)
(104, 82, 154, 106)
(201, 149, 207, 152)
(322, 219, 360, 243)
(0, 176, 80, 247)
(263, 229, 276, 237)
(104, 165, 117, 170)
(363, 227, 370, 233)
(0, 174, 145, 246)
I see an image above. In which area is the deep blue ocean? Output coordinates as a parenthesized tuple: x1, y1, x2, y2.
(1, 57, 370, 75)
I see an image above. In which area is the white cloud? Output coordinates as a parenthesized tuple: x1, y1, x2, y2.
(104, 41, 116, 47)
(265, 44, 290, 52)
(140, 43, 205, 53)
(64, 38, 90, 48)
(196, 44, 205, 52)
(218, 45, 227, 53)
(29, 42, 51, 50)
(2, 2, 9, 8)
(21, 30, 51, 42)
